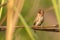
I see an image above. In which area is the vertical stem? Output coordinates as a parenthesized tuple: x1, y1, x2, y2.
(0, 0, 4, 18)
(58, 0, 60, 12)
(6, 0, 14, 40)
(52, 0, 60, 29)
(14, 0, 36, 40)
(19, 14, 35, 40)
(13, 0, 25, 26)
(58, 0, 60, 30)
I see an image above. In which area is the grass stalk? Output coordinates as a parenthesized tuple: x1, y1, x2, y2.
(52, 0, 60, 29)
(14, 0, 35, 40)
(6, 0, 14, 40)
(19, 14, 35, 40)
(0, 0, 4, 18)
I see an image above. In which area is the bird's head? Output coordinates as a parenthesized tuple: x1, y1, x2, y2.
(38, 9, 44, 16)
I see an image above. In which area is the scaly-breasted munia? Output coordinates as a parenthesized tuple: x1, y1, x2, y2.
(34, 9, 44, 26)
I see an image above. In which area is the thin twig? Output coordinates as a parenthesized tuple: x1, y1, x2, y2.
(0, 15, 6, 26)
(0, 26, 59, 32)
(0, 2, 7, 7)
(0, 25, 58, 29)
(45, 6, 53, 13)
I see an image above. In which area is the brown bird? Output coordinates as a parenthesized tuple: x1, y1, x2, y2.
(34, 9, 44, 27)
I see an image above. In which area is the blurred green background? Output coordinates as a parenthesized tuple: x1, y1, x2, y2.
(0, 0, 60, 40)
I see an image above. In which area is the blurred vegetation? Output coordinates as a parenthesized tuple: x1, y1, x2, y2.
(0, 0, 60, 40)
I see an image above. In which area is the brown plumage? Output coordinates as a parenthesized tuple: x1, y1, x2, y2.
(34, 9, 44, 26)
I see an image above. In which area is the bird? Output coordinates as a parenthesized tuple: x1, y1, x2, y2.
(34, 9, 44, 27)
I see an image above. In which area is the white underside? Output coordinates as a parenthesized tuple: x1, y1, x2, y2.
(35, 16, 43, 26)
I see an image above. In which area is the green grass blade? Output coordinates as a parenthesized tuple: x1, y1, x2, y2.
(52, 0, 60, 29)
(58, 0, 60, 12)
(19, 14, 36, 40)
(0, 0, 4, 19)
